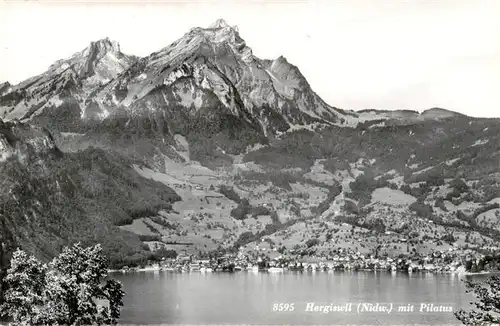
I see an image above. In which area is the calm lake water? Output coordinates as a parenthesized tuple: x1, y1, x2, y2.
(113, 271, 482, 325)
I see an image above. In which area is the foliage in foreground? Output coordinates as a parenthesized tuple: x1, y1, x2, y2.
(455, 275, 500, 325)
(0, 243, 124, 325)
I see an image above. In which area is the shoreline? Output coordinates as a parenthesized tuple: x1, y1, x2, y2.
(107, 268, 500, 275)
(461, 270, 500, 276)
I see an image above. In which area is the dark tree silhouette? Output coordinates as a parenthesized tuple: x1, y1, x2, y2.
(0, 243, 125, 325)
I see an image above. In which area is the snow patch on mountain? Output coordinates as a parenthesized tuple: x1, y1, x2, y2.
(368, 121, 386, 129)
(61, 132, 86, 138)
(471, 139, 489, 147)
(445, 157, 461, 166)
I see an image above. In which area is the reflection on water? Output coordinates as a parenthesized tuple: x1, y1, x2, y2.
(113, 271, 477, 325)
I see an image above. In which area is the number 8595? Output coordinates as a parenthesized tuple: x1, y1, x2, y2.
(272, 303, 295, 312)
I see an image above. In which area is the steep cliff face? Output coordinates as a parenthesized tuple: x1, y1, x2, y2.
(0, 82, 10, 97)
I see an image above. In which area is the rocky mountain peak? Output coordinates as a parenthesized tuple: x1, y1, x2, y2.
(85, 37, 121, 55)
(0, 36, 137, 121)
(208, 18, 231, 29)
(161, 19, 252, 67)
(275, 55, 288, 63)
(77, 19, 353, 130)
(1, 20, 353, 129)
(79, 37, 124, 78)
(194, 19, 245, 47)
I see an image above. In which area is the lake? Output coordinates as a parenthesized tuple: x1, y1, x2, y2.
(113, 271, 481, 325)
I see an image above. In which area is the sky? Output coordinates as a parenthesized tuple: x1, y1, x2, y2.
(0, 0, 499, 118)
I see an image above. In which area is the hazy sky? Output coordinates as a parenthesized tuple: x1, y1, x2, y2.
(1, 0, 499, 117)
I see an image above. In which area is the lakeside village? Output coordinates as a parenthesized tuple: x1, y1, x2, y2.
(110, 245, 500, 275)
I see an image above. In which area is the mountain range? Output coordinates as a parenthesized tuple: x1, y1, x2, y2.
(0, 19, 499, 268)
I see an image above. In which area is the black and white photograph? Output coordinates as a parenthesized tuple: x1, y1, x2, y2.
(0, 0, 500, 325)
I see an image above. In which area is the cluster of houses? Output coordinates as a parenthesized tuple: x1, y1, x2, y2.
(172, 183, 205, 191)
(117, 248, 488, 274)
